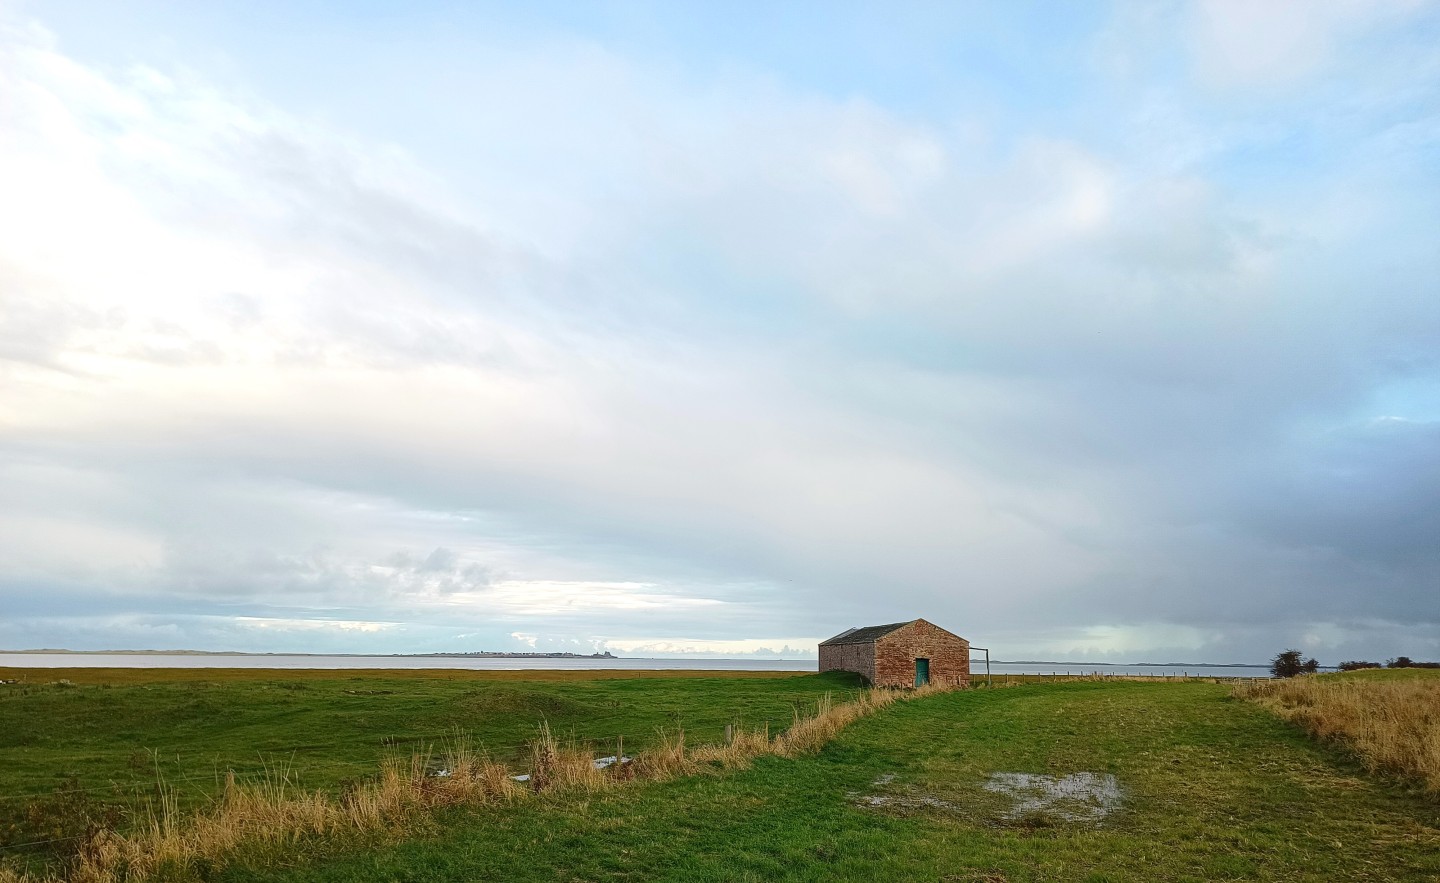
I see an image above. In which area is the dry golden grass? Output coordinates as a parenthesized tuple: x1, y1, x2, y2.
(1236, 674, 1440, 794)
(7, 684, 951, 883)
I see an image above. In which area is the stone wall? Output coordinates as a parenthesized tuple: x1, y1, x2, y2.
(818, 640, 876, 683)
(873, 619, 969, 688)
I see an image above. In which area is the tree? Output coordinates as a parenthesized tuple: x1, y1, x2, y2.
(1302, 657, 1319, 674)
(1387, 656, 1414, 668)
(1271, 649, 1306, 678)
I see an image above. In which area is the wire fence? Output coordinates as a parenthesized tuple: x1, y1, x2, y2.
(0, 834, 89, 853)
(974, 672, 1266, 685)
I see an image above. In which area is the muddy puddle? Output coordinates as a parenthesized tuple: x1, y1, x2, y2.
(852, 771, 1122, 825)
(983, 772, 1122, 822)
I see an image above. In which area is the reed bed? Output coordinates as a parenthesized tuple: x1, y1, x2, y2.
(1236, 675, 1440, 794)
(5, 683, 950, 882)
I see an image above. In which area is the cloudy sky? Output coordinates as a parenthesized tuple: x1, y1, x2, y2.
(2, 1, 1437, 663)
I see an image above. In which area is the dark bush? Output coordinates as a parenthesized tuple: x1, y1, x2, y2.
(1338, 660, 1381, 671)
(1385, 657, 1440, 669)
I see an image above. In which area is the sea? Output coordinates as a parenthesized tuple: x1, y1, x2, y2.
(0, 653, 1277, 678)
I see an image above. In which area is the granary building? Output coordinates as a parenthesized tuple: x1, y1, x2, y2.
(818, 619, 970, 688)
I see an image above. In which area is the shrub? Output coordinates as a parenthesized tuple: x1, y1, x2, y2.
(1267, 651, 1313, 677)
(1385, 657, 1440, 669)
(1338, 660, 1381, 671)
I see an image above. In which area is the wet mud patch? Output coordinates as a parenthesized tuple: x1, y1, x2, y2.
(850, 771, 1122, 826)
(848, 774, 959, 815)
(983, 772, 1121, 824)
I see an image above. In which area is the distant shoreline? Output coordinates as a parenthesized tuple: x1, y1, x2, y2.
(1, 650, 1277, 667)
(0, 649, 622, 659)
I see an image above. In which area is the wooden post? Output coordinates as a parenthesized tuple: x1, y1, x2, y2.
(724, 724, 734, 746)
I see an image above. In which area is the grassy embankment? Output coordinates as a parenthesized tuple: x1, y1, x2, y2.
(1237, 667, 1440, 794)
(0, 668, 862, 872)
(6, 669, 1440, 881)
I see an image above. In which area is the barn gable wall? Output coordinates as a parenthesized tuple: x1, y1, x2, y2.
(873, 619, 970, 688)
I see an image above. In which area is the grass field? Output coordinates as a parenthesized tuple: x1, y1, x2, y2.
(0, 667, 859, 867)
(3, 671, 1438, 881)
(1238, 668, 1440, 794)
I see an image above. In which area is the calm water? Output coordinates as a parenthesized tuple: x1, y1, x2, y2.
(0, 653, 1273, 677)
(0, 653, 814, 671)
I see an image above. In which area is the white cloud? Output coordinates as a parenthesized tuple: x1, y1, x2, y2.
(232, 616, 397, 634)
(601, 637, 819, 658)
(0, 7, 1436, 663)
(1187, 0, 1426, 90)
(432, 581, 724, 616)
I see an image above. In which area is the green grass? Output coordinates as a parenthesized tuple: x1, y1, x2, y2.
(0, 668, 859, 842)
(219, 681, 1439, 883)
(4, 673, 1438, 881)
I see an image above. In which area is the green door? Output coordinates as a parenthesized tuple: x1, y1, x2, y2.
(915, 658, 930, 687)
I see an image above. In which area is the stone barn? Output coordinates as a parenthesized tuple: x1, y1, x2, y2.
(818, 619, 970, 688)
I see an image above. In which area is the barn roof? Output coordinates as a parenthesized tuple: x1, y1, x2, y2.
(819, 621, 913, 646)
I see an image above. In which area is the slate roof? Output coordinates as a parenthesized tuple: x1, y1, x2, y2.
(818, 621, 914, 646)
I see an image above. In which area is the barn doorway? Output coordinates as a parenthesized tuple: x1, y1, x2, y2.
(914, 658, 930, 687)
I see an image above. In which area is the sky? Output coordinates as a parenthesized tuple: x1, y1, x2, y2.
(1, 1, 1437, 663)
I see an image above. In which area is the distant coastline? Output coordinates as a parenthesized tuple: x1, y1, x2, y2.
(5, 650, 1279, 667)
(1, 649, 619, 659)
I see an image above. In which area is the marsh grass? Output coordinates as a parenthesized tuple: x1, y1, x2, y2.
(222, 681, 1440, 882)
(1237, 672, 1440, 794)
(7, 684, 947, 882)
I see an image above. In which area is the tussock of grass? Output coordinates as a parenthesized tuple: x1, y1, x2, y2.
(9, 684, 950, 882)
(1236, 674, 1440, 794)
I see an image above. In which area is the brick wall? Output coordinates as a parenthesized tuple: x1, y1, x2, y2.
(818, 641, 876, 683)
(873, 620, 969, 688)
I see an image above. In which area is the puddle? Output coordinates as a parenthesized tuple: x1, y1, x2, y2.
(434, 756, 633, 782)
(851, 770, 1122, 824)
(856, 793, 954, 809)
(982, 772, 1122, 822)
